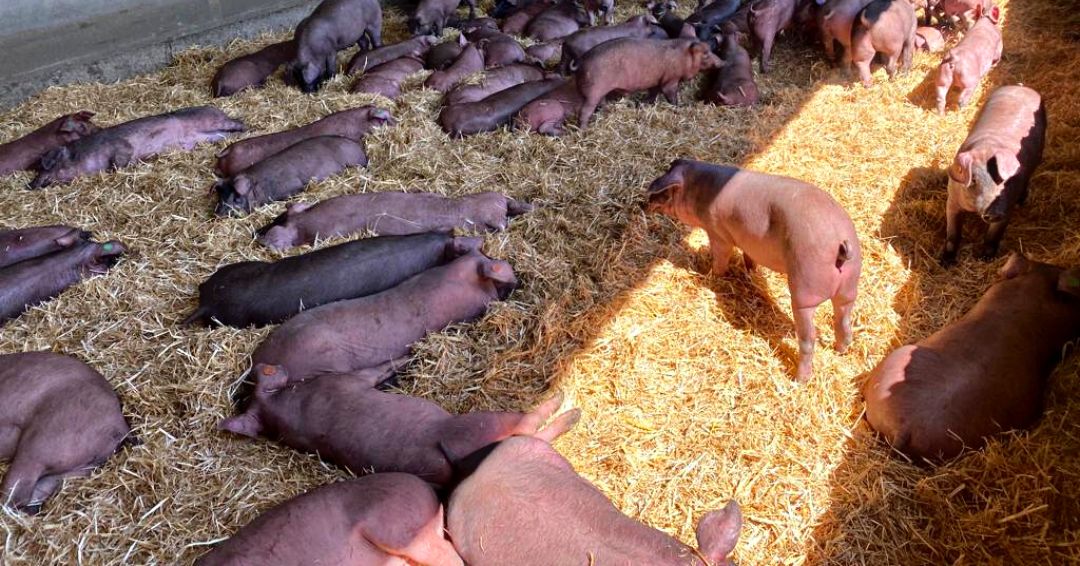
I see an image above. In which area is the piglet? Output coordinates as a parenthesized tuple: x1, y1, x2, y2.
(445, 64, 547, 106)
(196, 474, 463, 565)
(914, 25, 944, 51)
(410, 0, 477, 36)
(286, 0, 383, 92)
(0, 226, 89, 269)
(0, 352, 130, 513)
(526, 3, 588, 42)
(558, 15, 664, 73)
(478, 36, 531, 68)
(210, 40, 296, 97)
(935, 4, 1001, 114)
(0, 112, 99, 176)
(864, 254, 1080, 462)
(350, 56, 426, 99)
(702, 24, 760, 106)
(817, 0, 875, 68)
(584, 0, 616, 26)
(425, 44, 486, 93)
(0, 239, 125, 324)
(214, 136, 367, 217)
(850, 0, 916, 87)
(646, 159, 860, 381)
(440, 78, 565, 137)
(347, 35, 436, 75)
(747, 0, 797, 73)
(447, 435, 743, 566)
(941, 85, 1045, 265)
(501, 0, 557, 35)
(525, 41, 564, 67)
(427, 35, 468, 70)
(515, 78, 585, 135)
(941, 0, 991, 29)
(685, 0, 742, 40)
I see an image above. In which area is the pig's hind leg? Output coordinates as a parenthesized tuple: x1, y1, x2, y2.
(792, 305, 818, 382)
(0, 453, 45, 511)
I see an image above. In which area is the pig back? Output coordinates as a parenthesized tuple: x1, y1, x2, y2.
(957, 86, 1044, 169)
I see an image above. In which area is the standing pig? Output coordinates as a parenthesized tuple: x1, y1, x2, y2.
(863, 254, 1080, 462)
(914, 25, 945, 51)
(214, 136, 367, 216)
(30, 107, 244, 189)
(817, 0, 875, 69)
(440, 78, 565, 137)
(350, 56, 426, 99)
(0, 239, 126, 324)
(515, 78, 585, 135)
(941, 0, 991, 29)
(558, 15, 664, 74)
(850, 0, 916, 87)
(646, 159, 860, 381)
(0, 112, 99, 176)
(0, 226, 89, 269)
(210, 40, 296, 97)
(935, 4, 1001, 114)
(0, 352, 131, 513)
(425, 44, 486, 93)
(426, 35, 468, 70)
(941, 85, 1045, 265)
(346, 35, 437, 75)
(447, 435, 743, 566)
(286, 0, 383, 92)
(702, 24, 760, 106)
(445, 64, 547, 106)
(747, 0, 797, 73)
(410, 0, 477, 36)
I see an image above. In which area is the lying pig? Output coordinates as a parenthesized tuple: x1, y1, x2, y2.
(445, 64, 546, 106)
(702, 25, 760, 106)
(0, 112, 99, 176)
(478, 36, 531, 68)
(0, 352, 130, 513)
(515, 78, 584, 135)
(583, 0, 616, 26)
(222, 361, 572, 486)
(447, 435, 743, 566)
(941, 0, 991, 29)
(349, 56, 426, 99)
(817, 0, 876, 68)
(941, 85, 1045, 265)
(440, 78, 565, 137)
(935, 4, 1001, 114)
(410, 0, 477, 36)
(0, 239, 125, 324)
(646, 159, 860, 382)
(286, 0, 383, 92)
(214, 136, 367, 216)
(346, 35, 436, 75)
(425, 44, 485, 92)
(850, 0, 916, 87)
(526, 3, 588, 42)
(576, 38, 722, 129)
(558, 15, 664, 73)
(185, 233, 480, 327)
(914, 25, 945, 51)
(453, 16, 501, 34)
(210, 40, 296, 97)
(501, 0, 557, 35)
(748, 0, 797, 73)
(863, 254, 1080, 462)
(685, 0, 742, 40)
(426, 35, 468, 70)
(248, 251, 516, 384)
(258, 192, 533, 249)
(525, 41, 564, 66)
(195, 474, 463, 565)
(0, 226, 89, 269)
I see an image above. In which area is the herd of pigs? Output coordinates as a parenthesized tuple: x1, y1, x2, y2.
(0, 0, 1072, 562)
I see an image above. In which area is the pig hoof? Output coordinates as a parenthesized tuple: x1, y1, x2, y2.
(939, 250, 957, 267)
(977, 246, 999, 261)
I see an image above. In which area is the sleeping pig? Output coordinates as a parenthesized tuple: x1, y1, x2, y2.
(425, 44, 485, 93)
(477, 35, 531, 68)
(349, 56, 426, 99)
(702, 23, 760, 106)
(525, 40, 564, 67)
(558, 15, 664, 74)
(410, 0, 477, 36)
(914, 25, 944, 52)
(0, 112, 99, 176)
(0, 239, 125, 324)
(440, 78, 565, 137)
(445, 64, 547, 106)
(526, 3, 589, 42)
(850, 0, 916, 87)
(0, 351, 130, 513)
(646, 159, 861, 382)
(346, 35, 436, 75)
(863, 254, 1080, 462)
(214, 136, 367, 216)
(286, 0, 383, 92)
(515, 77, 585, 135)
(941, 85, 1045, 265)
(935, 4, 1001, 114)
(426, 35, 468, 71)
(0, 226, 89, 269)
(501, 0, 559, 35)
(210, 40, 296, 97)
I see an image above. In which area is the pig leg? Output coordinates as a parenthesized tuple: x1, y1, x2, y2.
(759, 33, 775, 74)
(935, 83, 950, 115)
(533, 408, 582, 442)
(0, 455, 45, 510)
(439, 393, 566, 460)
(977, 219, 1008, 261)
(661, 81, 680, 105)
(831, 296, 855, 354)
(708, 233, 735, 276)
(378, 507, 464, 566)
(821, 32, 837, 62)
(956, 86, 976, 110)
(792, 305, 818, 382)
(578, 96, 601, 129)
(466, 0, 477, 19)
(855, 59, 874, 88)
(941, 191, 964, 266)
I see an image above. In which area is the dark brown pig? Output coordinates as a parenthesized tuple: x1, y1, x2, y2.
(425, 44, 486, 92)
(0, 239, 125, 325)
(426, 35, 468, 70)
(248, 251, 517, 384)
(914, 25, 944, 51)
(747, 0, 797, 73)
(30, 107, 244, 189)
(0, 226, 89, 269)
(648, 0, 695, 38)
(445, 64, 546, 105)
(941, 85, 1045, 265)
(685, 0, 742, 40)
(501, 0, 557, 35)
(346, 35, 437, 75)
(646, 159, 861, 382)
(410, 0, 477, 36)
(863, 254, 1080, 462)
(526, 3, 588, 42)
(515, 77, 584, 135)
(525, 40, 564, 66)
(286, 0, 383, 92)
(702, 25, 760, 106)
(0, 112, 99, 176)
(478, 35, 531, 68)
(258, 191, 533, 249)
(850, 0, 916, 87)
(214, 136, 367, 216)
(576, 38, 722, 129)
(215, 106, 391, 177)
(817, 0, 875, 68)
(440, 78, 565, 137)
(935, 5, 1001, 114)
(349, 56, 426, 99)
(184, 233, 481, 327)
(210, 41, 297, 97)
(0, 352, 130, 513)
(447, 435, 743, 566)
(558, 15, 664, 73)
(941, 0, 991, 29)
(197, 474, 462, 565)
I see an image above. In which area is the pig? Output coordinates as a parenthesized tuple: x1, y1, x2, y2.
(583, 0, 616, 26)
(478, 36, 531, 68)
(215, 106, 391, 177)
(501, 0, 558, 35)
(747, 0, 797, 73)
(0, 352, 130, 513)
(525, 41, 564, 66)
(346, 35, 437, 75)
(941, 85, 1045, 265)
(29, 107, 244, 189)
(0, 239, 125, 324)
(440, 78, 566, 137)
(222, 361, 574, 487)
(247, 251, 517, 384)
(0, 112, 99, 176)
(526, 3, 588, 42)
(349, 56, 426, 99)
(909, 0, 944, 25)
(646, 159, 861, 382)
(0, 226, 89, 269)
(286, 0, 383, 92)
(184, 233, 481, 327)
(214, 136, 367, 217)
(934, 4, 1001, 114)
(941, 0, 991, 29)
(850, 0, 917, 87)
(453, 16, 502, 34)
(515, 78, 584, 135)
(447, 435, 743, 566)
(914, 25, 945, 51)
(410, 0, 478, 36)
(685, 0, 742, 40)
(648, 0, 695, 38)
(863, 254, 1080, 462)
(425, 44, 486, 92)
(210, 40, 297, 97)
(817, 0, 876, 68)
(576, 38, 722, 129)
(426, 35, 468, 70)
(491, 0, 538, 19)
(558, 15, 664, 73)
(196, 474, 463, 565)
(445, 64, 547, 106)
(702, 25, 760, 106)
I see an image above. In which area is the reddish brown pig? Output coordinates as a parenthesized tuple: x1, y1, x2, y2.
(0, 113, 99, 176)
(576, 38, 722, 129)
(210, 41, 296, 97)
(425, 44, 486, 92)
(817, 0, 875, 68)
(525, 40, 564, 66)
(410, 0, 477, 36)
(515, 78, 584, 135)
(0, 226, 88, 269)
(941, 85, 1045, 265)
(646, 159, 861, 381)
(850, 0, 916, 87)
(935, 5, 1001, 114)
(286, 0, 383, 92)
(215, 106, 390, 177)
(346, 35, 437, 74)
(478, 35, 531, 68)
(747, 0, 797, 73)
(447, 435, 743, 566)
(440, 78, 565, 137)
(501, 0, 557, 35)
(863, 254, 1080, 462)
(426, 35, 468, 70)
(196, 475, 463, 566)
(349, 56, 426, 99)
(702, 25, 760, 106)
(914, 25, 944, 51)
(526, 3, 588, 42)
(941, 0, 991, 28)
(558, 15, 664, 73)
(445, 64, 546, 106)
(0, 352, 130, 513)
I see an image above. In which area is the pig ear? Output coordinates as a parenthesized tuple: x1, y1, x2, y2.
(458, 34, 469, 47)
(1057, 268, 1080, 298)
(949, 152, 973, 187)
(451, 236, 484, 256)
(55, 232, 81, 248)
(286, 201, 312, 214)
(232, 176, 252, 196)
(987, 5, 1001, 23)
(253, 364, 289, 396)
(696, 501, 742, 565)
(480, 259, 516, 285)
(219, 412, 263, 438)
(39, 146, 70, 171)
(59, 114, 89, 133)
(998, 253, 1032, 280)
(988, 153, 1020, 184)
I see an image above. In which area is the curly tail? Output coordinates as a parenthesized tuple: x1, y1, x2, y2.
(181, 306, 209, 326)
(836, 240, 853, 270)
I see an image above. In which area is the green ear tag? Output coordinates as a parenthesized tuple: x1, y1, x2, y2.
(102, 243, 114, 252)
(1068, 276, 1080, 289)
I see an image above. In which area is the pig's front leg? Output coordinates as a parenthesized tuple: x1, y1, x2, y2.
(661, 81, 680, 105)
(707, 233, 735, 276)
(0, 455, 45, 511)
(956, 86, 976, 110)
(977, 219, 1008, 261)
(941, 189, 964, 266)
(792, 304, 818, 382)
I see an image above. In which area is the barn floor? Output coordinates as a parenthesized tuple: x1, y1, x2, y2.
(1, 0, 1078, 563)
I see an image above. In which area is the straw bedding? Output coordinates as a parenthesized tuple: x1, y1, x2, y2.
(0, 0, 1077, 563)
